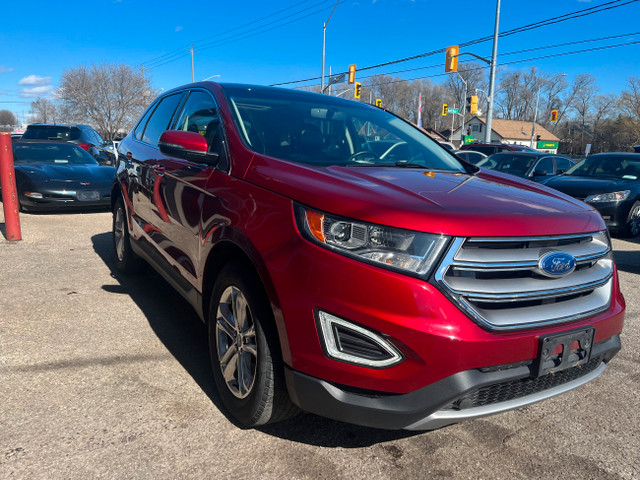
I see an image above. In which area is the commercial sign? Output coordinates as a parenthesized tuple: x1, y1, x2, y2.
(537, 141, 559, 149)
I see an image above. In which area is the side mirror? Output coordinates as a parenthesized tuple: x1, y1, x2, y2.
(158, 130, 219, 165)
(532, 169, 547, 177)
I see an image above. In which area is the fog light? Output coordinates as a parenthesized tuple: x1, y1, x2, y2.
(317, 310, 404, 368)
(24, 192, 43, 199)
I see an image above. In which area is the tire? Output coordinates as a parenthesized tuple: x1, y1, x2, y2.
(208, 263, 298, 427)
(624, 201, 640, 238)
(112, 196, 140, 273)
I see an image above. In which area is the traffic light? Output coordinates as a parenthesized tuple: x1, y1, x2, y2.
(375, 98, 382, 107)
(348, 64, 356, 84)
(470, 95, 478, 114)
(551, 110, 559, 122)
(442, 103, 448, 116)
(354, 82, 361, 99)
(445, 46, 459, 73)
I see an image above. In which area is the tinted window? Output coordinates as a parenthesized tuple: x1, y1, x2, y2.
(173, 90, 228, 167)
(535, 157, 553, 174)
(142, 93, 183, 146)
(13, 143, 97, 165)
(22, 126, 81, 141)
(478, 153, 538, 176)
(134, 103, 156, 141)
(224, 87, 465, 171)
(565, 154, 640, 179)
(470, 146, 496, 155)
(556, 157, 572, 172)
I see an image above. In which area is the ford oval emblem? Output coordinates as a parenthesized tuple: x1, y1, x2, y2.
(538, 251, 576, 278)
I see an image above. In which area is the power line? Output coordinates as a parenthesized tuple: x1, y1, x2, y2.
(142, 0, 320, 67)
(363, 40, 640, 88)
(270, 0, 639, 86)
(144, 0, 342, 70)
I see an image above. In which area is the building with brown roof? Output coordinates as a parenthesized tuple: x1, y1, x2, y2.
(452, 116, 560, 153)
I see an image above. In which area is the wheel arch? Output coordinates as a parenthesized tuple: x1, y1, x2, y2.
(201, 228, 292, 365)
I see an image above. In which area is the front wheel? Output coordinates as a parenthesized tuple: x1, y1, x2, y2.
(208, 263, 298, 427)
(624, 201, 640, 237)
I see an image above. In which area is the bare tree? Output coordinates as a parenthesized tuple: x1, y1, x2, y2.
(590, 94, 617, 152)
(56, 63, 155, 140)
(620, 76, 640, 145)
(30, 98, 57, 124)
(0, 110, 17, 132)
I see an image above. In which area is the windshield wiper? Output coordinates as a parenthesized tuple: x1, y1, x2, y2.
(393, 162, 427, 168)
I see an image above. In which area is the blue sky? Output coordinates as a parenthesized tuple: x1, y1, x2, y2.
(1, 0, 638, 123)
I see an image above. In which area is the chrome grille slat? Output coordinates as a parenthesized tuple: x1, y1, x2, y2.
(434, 232, 613, 331)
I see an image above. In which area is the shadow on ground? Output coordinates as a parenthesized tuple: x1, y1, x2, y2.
(91, 231, 417, 447)
(613, 235, 640, 275)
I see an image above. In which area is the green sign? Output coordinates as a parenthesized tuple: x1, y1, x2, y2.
(447, 108, 459, 114)
(463, 135, 474, 144)
(537, 141, 558, 149)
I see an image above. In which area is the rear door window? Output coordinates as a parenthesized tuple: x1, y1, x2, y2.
(22, 126, 81, 141)
(141, 93, 184, 146)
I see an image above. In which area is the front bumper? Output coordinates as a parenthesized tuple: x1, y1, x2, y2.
(589, 200, 633, 232)
(285, 334, 620, 430)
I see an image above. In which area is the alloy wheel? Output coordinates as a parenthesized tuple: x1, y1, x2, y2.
(215, 286, 258, 399)
(630, 205, 640, 237)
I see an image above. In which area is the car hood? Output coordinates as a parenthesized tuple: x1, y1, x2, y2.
(245, 157, 604, 237)
(15, 163, 115, 187)
(543, 175, 638, 198)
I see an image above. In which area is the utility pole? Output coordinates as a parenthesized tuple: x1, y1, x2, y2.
(189, 44, 196, 83)
(321, 0, 340, 94)
(484, 0, 501, 143)
(457, 73, 468, 145)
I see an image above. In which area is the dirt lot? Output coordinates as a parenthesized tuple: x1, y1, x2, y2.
(1, 209, 639, 479)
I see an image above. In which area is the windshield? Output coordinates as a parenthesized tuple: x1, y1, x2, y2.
(564, 155, 640, 180)
(223, 86, 465, 172)
(22, 126, 81, 141)
(13, 143, 97, 165)
(477, 153, 538, 176)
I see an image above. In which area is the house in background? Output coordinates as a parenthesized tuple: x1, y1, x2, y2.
(451, 116, 560, 153)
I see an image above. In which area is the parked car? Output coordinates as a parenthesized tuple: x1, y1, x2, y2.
(7, 142, 115, 211)
(477, 152, 575, 181)
(454, 149, 487, 165)
(19, 124, 115, 165)
(542, 152, 640, 236)
(460, 142, 538, 156)
(112, 82, 624, 431)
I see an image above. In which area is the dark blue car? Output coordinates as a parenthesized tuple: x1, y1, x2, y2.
(477, 152, 575, 182)
(542, 152, 640, 237)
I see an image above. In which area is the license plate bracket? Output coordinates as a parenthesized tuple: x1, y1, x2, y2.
(77, 190, 100, 201)
(537, 328, 594, 377)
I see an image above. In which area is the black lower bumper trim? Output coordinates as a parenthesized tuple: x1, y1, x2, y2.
(284, 334, 621, 430)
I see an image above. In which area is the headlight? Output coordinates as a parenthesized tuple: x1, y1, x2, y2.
(585, 190, 630, 203)
(294, 204, 449, 276)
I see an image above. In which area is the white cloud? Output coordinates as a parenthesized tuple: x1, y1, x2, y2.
(18, 75, 52, 86)
(19, 86, 55, 98)
(175, 26, 183, 32)
(0, 66, 14, 74)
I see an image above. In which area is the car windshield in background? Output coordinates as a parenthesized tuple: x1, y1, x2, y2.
(13, 143, 97, 165)
(565, 155, 640, 180)
(477, 153, 538, 176)
(223, 87, 465, 172)
(21, 126, 82, 141)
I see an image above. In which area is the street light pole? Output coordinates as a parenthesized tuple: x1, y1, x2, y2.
(530, 73, 566, 149)
(321, 0, 340, 94)
(530, 86, 541, 148)
(484, 0, 501, 143)
(457, 73, 468, 145)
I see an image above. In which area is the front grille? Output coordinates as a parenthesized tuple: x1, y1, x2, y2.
(445, 357, 602, 411)
(434, 232, 613, 330)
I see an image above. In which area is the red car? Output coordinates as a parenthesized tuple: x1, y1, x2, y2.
(112, 83, 624, 430)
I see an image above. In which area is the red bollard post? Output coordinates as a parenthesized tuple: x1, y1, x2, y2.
(0, 132, 22, 241)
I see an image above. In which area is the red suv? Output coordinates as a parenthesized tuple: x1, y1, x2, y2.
(112, 83, 624, 430)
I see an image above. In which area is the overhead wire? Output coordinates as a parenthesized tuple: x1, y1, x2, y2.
(269, 0, 639, 86)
